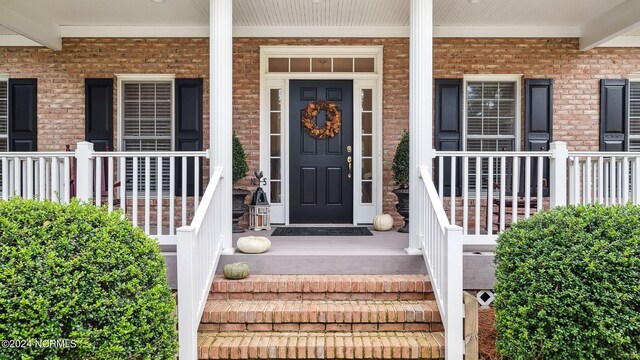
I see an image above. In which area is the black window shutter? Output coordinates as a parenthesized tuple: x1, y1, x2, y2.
(600, 79, 629, 151)
(435, 79, 462, 196)
(8, 79, 37, 151)
(85, 79, 114, 151)
(525, 79, 553, 194)
(175, 78, 203, 196)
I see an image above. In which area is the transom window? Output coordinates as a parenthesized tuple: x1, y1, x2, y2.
(268, 57, 376, 73)
(630, 80, 640, 152)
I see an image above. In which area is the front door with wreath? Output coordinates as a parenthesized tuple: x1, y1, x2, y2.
(289, 80, 354, 223)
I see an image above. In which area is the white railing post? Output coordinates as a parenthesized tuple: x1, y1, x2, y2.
(75, 141, 94, 202)
(549, 141, 568, 207)
(445, 225, 464, 360)
(177, 226, 197, 360)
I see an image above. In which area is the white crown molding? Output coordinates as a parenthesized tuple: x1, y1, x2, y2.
(234, 26, 409, 38)
(599, 35, 640, 48)
(0, 34, 42, 47)
(434, 25, 582, 38)
(61, 26, 210, 38)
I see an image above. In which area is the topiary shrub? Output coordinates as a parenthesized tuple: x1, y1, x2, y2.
(495, 204, 640, 359)
(392, 130, 409, 188)
(232, 133, 249, 185)
(0, 198, 177, 359)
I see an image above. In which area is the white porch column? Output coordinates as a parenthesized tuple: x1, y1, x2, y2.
(211, 0, 234, 253)
(407, 0, 433, 253)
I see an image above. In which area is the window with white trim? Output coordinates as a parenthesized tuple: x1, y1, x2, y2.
(630, 80, 640, 152)
(120, 79, 174, 193)
(0, 79, 7, 152)
(464, 76, 520, 190)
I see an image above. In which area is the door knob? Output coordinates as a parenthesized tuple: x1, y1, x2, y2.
(346, 145, 352, 153)
(347, 156, 352, 179)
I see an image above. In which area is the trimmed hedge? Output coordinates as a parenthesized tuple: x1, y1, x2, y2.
(495, 204, 640, 359)
(0, 198, 177, 359)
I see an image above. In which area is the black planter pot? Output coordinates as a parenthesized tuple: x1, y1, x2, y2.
(232, 189, 250, 233)
(393, 188, 410, 233)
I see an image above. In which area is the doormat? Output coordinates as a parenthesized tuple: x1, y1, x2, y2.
(271, 226, 373, 236)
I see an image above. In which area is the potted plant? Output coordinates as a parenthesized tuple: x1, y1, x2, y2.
(232, 134, 250, 233)
(392, 130, 409, 233)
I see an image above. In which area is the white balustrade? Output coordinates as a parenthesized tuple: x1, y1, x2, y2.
(177, 167, 224, 360)
(0, 152, 73, 203)
(419, 166, 463, 359)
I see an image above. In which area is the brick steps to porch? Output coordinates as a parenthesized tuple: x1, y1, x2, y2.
(198, 275, 445, 359)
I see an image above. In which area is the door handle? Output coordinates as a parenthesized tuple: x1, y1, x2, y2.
(347, 156, 352, 179)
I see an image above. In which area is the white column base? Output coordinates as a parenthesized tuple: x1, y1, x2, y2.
(221, 247, 236, 255)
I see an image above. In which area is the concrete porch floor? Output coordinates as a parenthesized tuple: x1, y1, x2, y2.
(215, 227, 428, 275)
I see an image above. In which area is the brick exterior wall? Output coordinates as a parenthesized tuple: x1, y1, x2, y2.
(2, 37, 640, 223)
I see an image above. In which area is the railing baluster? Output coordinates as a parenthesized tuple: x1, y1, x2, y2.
(194, 157, 200, 212)
(572, 157, 580, 205)
(145, 157, 151, 235)
(157, 157, 163, 236)
(524, 156, 531, 218)
(462, 156, 468, 235)
(499, 156, 506, 232)
(438, 156, 444, 202)
(511, 156, 519, 224)
(132, 157, 138, 227)
(474, 157, 481, 235)
(450, 156, 456, 226)
(95, 156, 102, 206)
(536, 156, 543, 212)
(26, 157, 33, 199)
(487, 156, 493, 236)
(622, 157, 629, 204)
(585, 157, 592, 205)
(170, 156, 175, 235)
(610, 156, 617, 205)
(2, 158, 8, 200)
(107, 157, 114, 212)
(182, 156, 187, 226)
(63, 157, 71, 203)
(119, 156, 126, 211)
(598, 157, 604, 204)
(13, 157, 21, 198)
(634, 157, 640, 204)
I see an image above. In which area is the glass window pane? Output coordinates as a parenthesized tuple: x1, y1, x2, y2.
(270, 158, 281, 180)
(362, 89, 372, 111)
(362, 159, 372, 180)
(362, 113, 372, 134)
(290, 58, 310, 72)
(268, 58, 289, 72)
(333, 58, 353, 72)
(270, 112, 281, 134)
(270, 181, 281, 203)
(354, 58, 375, 72)
(362, 135, 372, 157)
(312, 58, 331, 72)
(361, 181, 372, 203)
(270, 135, 281, 156)
(270, 89, 281, 111)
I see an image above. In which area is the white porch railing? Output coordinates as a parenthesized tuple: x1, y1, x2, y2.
(0, 142, 209, 245)
(0, 152, 74, 203)
(568, 152, 640, 206)
(419, 166, 464, 359)
(176, 166, 224, 360)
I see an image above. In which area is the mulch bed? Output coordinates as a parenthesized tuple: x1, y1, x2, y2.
(478, 308, 499, 360)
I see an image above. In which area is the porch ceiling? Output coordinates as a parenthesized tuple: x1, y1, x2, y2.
(1, 0, 640, 48)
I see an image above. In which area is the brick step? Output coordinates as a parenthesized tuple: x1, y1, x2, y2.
(210, 275, 432, 300)
(197, 331, 445, 359)
(199, 299, 442, 332)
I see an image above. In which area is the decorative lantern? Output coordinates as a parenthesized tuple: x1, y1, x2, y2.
(249, 171, 271, 231)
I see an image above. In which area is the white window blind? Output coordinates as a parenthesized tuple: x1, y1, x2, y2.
(630, 81, 640, 152)
(465, 80, 518, 191)
(121, 81, 173, 193)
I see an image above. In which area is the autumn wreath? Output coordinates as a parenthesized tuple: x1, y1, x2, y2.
(301, 100, 341, 139)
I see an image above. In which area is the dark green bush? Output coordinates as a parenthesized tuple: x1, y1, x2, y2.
(0, 198, 177, 359)
(495, 204, 640, 359)
(392, 130, 409, 188)
(232, 133, 249, 184)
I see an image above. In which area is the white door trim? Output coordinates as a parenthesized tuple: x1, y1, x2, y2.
(259, 45, 383, 225)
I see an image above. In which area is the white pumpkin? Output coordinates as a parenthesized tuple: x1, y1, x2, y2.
(373, 214, 394, 231)
(237, 236, 271, 254)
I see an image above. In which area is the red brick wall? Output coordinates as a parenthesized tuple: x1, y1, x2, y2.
(2, 37, 640, 221)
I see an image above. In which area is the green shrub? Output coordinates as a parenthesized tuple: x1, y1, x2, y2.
(495, 204, 640, 359)
(392, 130, 409, 188)
(0, 198, 177, 360)
(232, 133, 249, 184)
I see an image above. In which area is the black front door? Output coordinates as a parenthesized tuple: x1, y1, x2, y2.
(289, 80, 353, 223)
